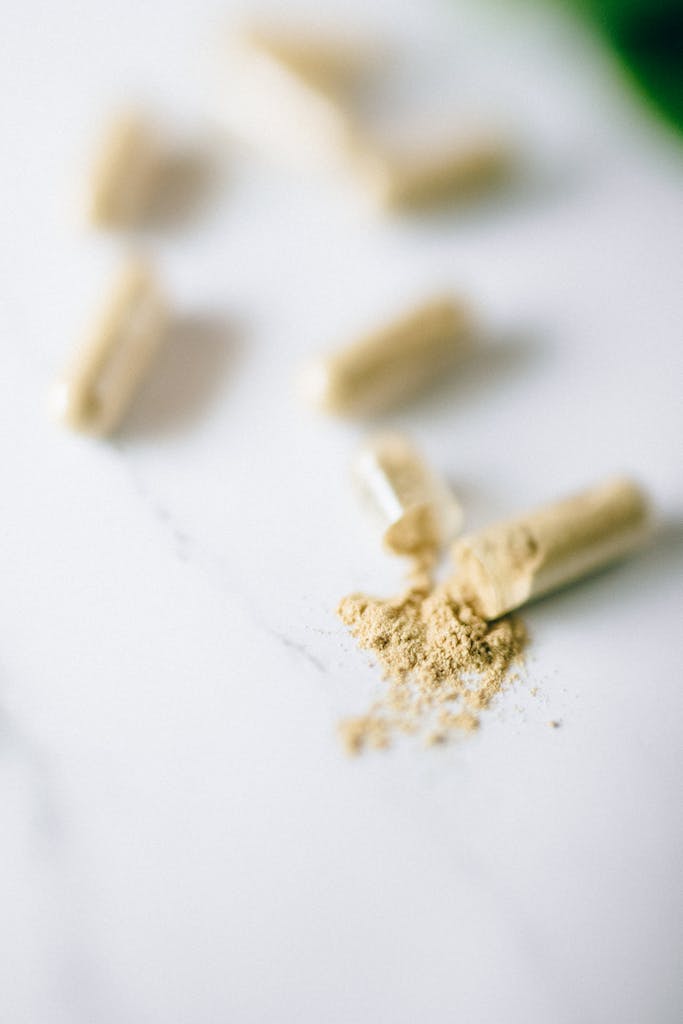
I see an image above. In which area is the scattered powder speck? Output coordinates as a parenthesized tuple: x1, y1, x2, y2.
(338, 714, 390, 754)
(338, 568, 527, 753)
(439, 709, 479, 732)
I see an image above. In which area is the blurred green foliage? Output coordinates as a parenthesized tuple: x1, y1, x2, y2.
(576, 0, 683, 133)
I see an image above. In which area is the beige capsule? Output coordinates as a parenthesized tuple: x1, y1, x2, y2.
(299, 296, 473, 417)
(354, 433, 463, 556)
(87, 113, 162, 228)
(237, 25, 376, 94)
(51, 260, 168, 436)
(451, 477, 650, 619)
(354, 135, 508, 209)
(225, 28, 358, 173)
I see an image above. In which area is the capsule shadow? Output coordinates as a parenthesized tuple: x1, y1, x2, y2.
(119, 313, 243, 440)
(441, 477, 511, 534)
(384, 326, 547, 423)
(142, 144, 225, 231)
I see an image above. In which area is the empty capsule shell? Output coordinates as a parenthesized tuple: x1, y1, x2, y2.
(354, 433, 463, 556)
(52, 260, 168, 436)
(355, 135, 508, 209)
(451, 477, 650, 619)
(300, 296, 472, 417)
(87, 113, 162, 228)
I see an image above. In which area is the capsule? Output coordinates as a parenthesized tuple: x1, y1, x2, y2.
(354, 135, 508, 209)
(299, 296, 473, 417)
(51, 260, 168, 436)
(225, 28, 357, 173)
(354, 433, 463, 556)
(87, 113, 162, 228)
(237, 25, 375, 93)
(451, 477, 650, 619)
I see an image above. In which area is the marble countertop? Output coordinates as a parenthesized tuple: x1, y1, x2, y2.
(1, 1, 681, 1021)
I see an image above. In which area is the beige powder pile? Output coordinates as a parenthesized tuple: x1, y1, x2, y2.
(337, 566, 527, 753)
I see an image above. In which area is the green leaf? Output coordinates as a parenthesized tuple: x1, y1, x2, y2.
(576, 0, 683, 133)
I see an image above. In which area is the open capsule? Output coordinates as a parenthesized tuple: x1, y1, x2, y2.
(451, 477, 650, 619)
(354, 433, 463, 556)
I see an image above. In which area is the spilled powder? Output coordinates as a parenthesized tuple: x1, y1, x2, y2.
(337, 566, 527, 754)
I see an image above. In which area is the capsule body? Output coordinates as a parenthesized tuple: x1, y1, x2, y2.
(225, 28, 357, 173)
(52, 261, 168, 436)
(300, 296, 472, 416)
(87, 114, 161, 228)
(354, 433, 463, 556)
(238, 26, 374, 93)
(355, 136, 508, 209)
(451, 477, 650, 619)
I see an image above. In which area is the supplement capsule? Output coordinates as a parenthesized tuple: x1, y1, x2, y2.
(354, 433, 463, 556)
(87, 113, 162, 228)
(225, 28, 357, 173)
(451, 477, 650, 619)
(51, 260, 168, 436)
(299, 296, 472, 416)
(354, 135, 508, 209)
(238, 25, 375, 93)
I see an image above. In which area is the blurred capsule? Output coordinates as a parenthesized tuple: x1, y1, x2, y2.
(87, 113, 162, 228)
(355, 135, 508, 209)
(238, 25, 377, 94)
(299, 296, 473, 417)
(354, 433, 463, 556)
(51, 260, 168, 436)
(451, 477, 650, 619)
(225, 27, 358, 173)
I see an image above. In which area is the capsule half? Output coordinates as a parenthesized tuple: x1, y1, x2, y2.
(354, 433, 463, 556)
(451, 477, 650, 619)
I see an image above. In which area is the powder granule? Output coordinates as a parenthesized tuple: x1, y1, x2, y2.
(439, 709, 479, 732)
(337, 573, 527, 753)
(338, 714, 391, 754)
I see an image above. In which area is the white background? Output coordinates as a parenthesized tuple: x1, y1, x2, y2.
(1, 1, 682, 1022)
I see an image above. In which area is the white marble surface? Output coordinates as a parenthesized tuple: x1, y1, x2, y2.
(1, 1, 682, 1021)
